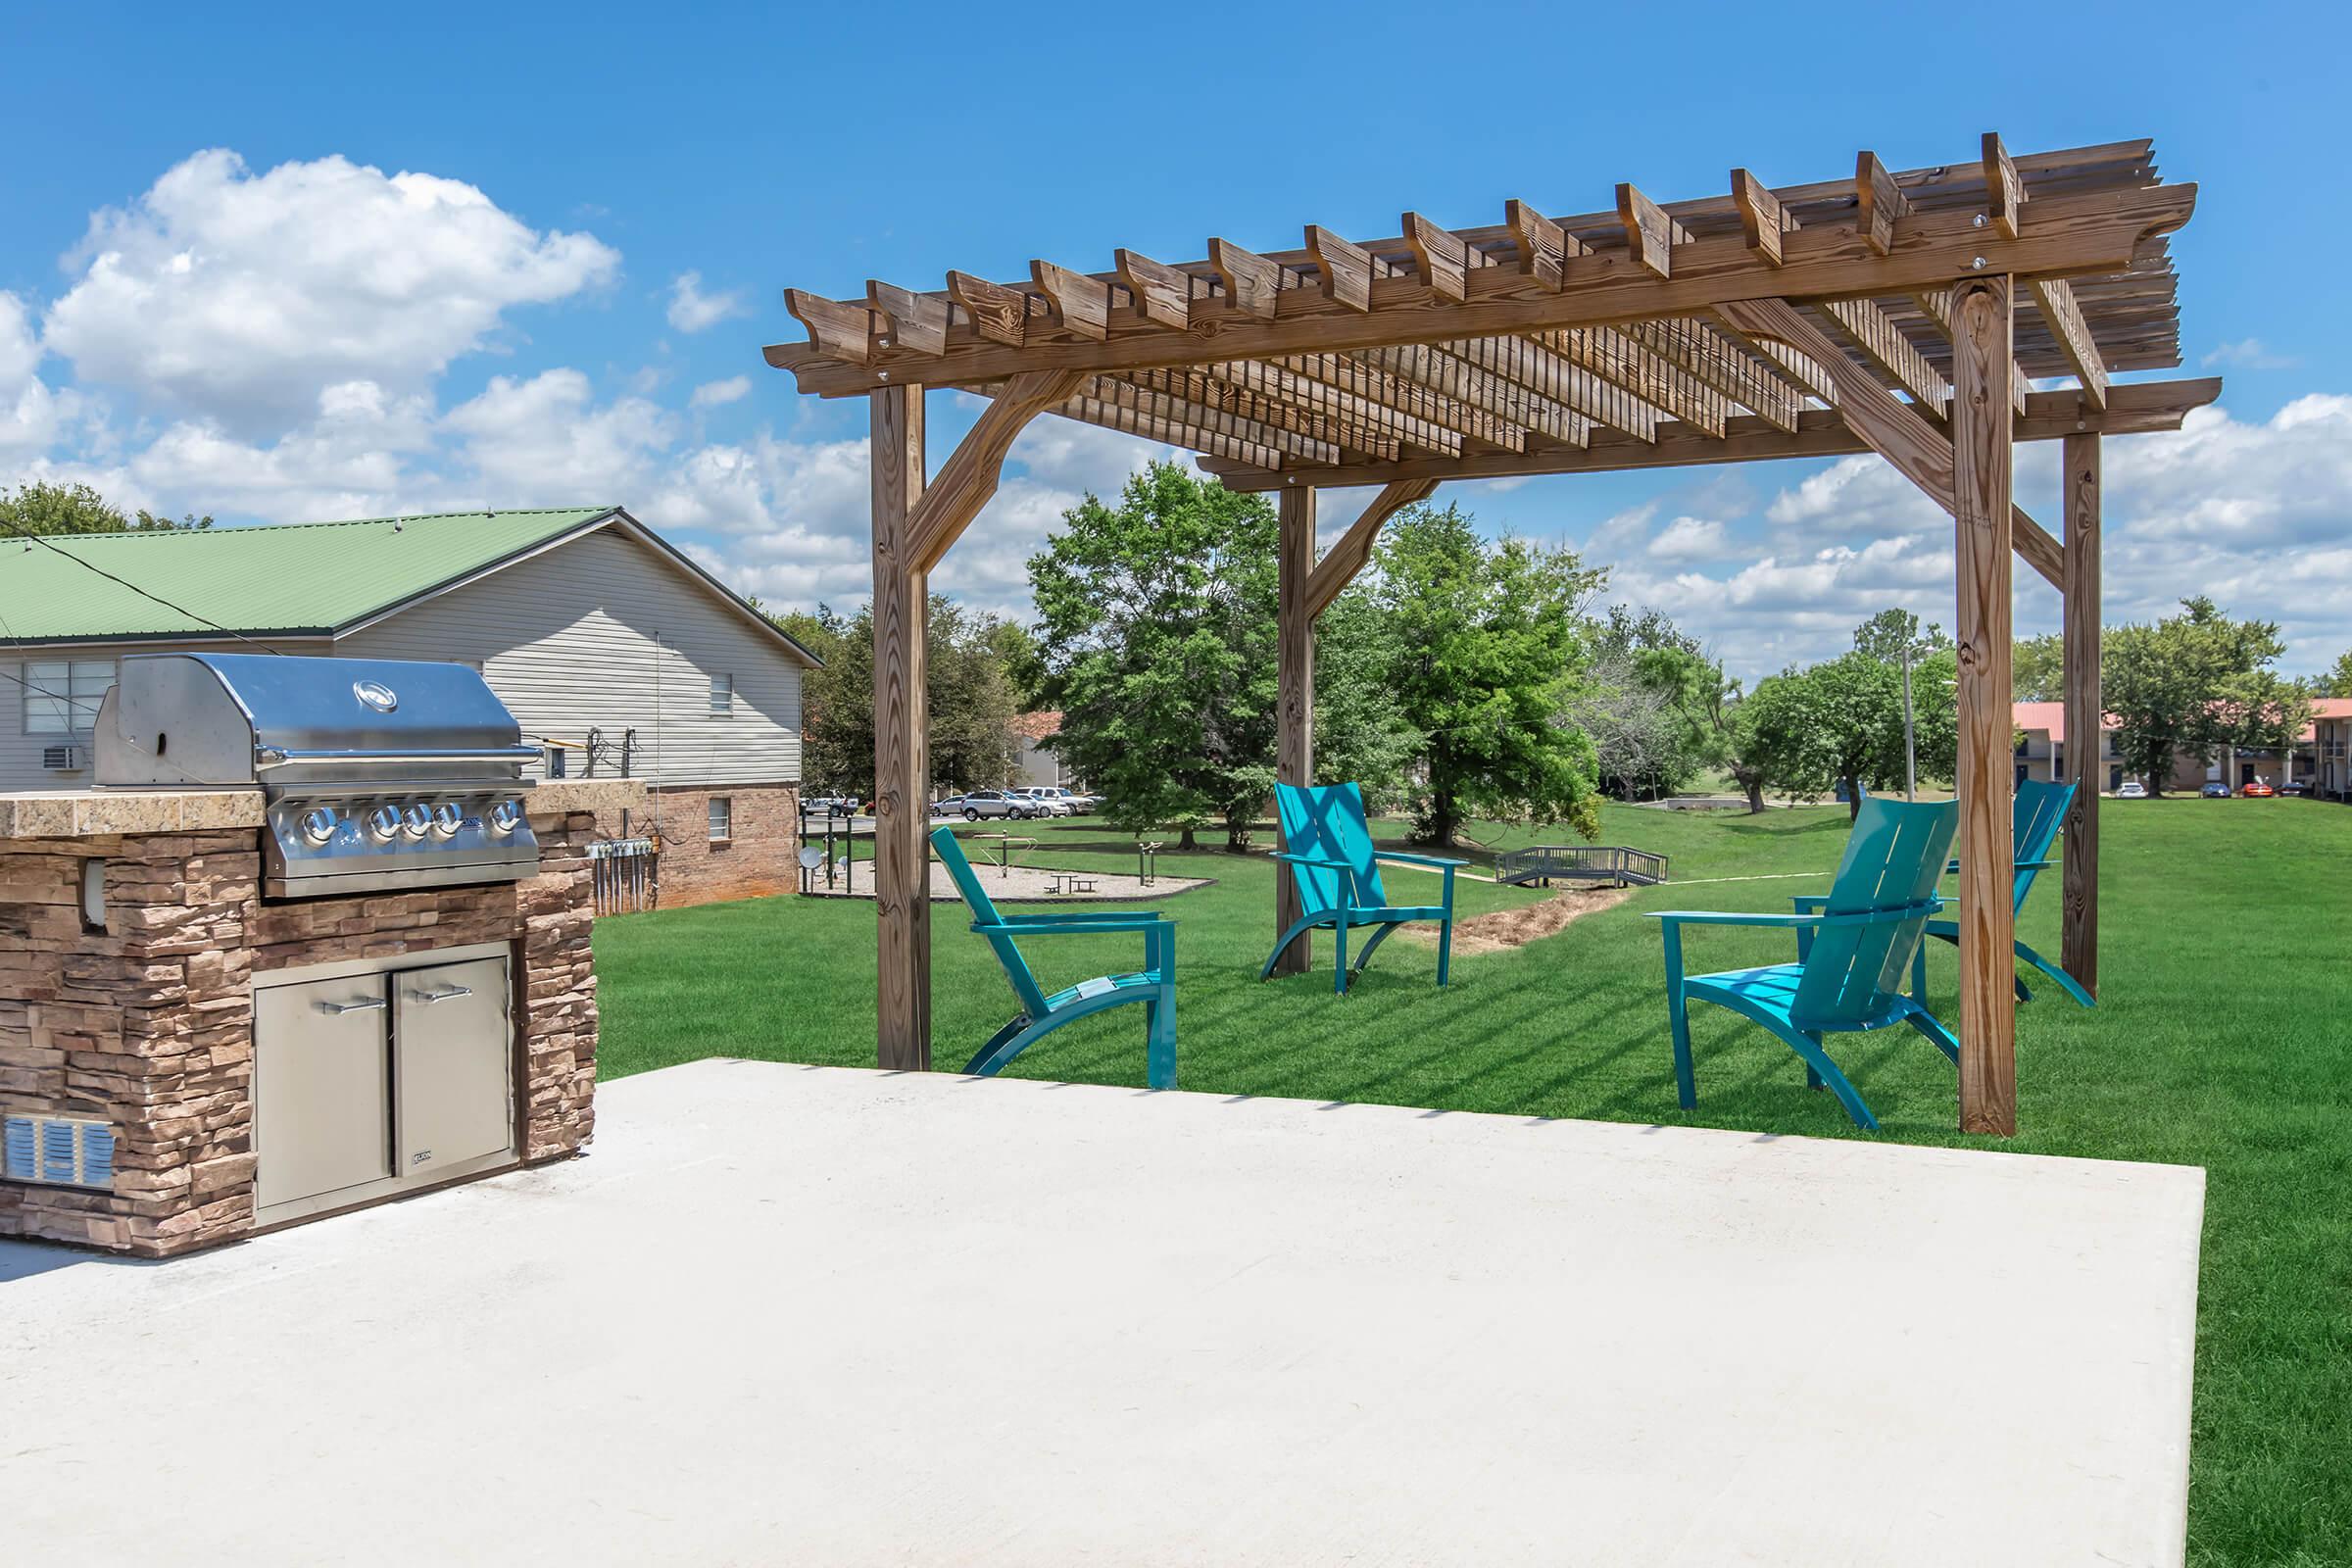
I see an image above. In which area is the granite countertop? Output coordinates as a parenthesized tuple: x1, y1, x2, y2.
(0, 778, 647, 840)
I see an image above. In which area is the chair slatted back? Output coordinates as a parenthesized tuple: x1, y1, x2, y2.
(930, 826, 1052, 1018)
(1275, 783, 1388, 910)
(2010, 779, 2074, 912)
(1790, 797, 1959, 1029)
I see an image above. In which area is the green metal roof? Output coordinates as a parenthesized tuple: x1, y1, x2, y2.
(0, 508, 620, 645)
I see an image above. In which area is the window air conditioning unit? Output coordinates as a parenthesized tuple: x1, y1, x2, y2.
(42, 744, 83, 771)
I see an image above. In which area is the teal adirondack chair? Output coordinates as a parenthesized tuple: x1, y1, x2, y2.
(1259, 782, 1465, 995)
(1909, 778, 2094, 1008)
(931, 826, 1177, 1088)
(1652, 796, 1960, 1131)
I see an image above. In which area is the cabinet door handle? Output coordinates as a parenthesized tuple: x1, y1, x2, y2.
(411, 985, 473, 1004)
(317, 996, 387, 1015)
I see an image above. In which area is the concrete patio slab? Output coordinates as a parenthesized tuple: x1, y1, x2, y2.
(0, 1061, 2202, 1566)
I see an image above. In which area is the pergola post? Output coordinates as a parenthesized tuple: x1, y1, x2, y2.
(1271, 485, 1316, 975)
(2061, 432, 2102, 998)
(1950, 277, 2019, 1136)
(870, 383, 930, 1071)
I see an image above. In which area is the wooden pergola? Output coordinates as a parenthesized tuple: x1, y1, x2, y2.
(764, 134, 2215, 1136)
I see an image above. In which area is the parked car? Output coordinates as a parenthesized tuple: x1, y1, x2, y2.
(804, 795, 858, 816)
(2200, 782, 2231, 799)
(2115, 780, 2148, 799)
(934, 789, 1041, 821)
(2240, 779, 2276, 798)
(1007, 787, 1072, 816)
(1022, 786, 1093, 814)
(2279, 780, 2313, 797)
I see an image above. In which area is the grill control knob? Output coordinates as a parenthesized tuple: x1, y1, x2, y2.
(430, 803, 465, 837)
(400, 803, 433, 839)
(488, 799, 525, 836)
(366, 804, 404, 842)
(300, 808, 339, 846)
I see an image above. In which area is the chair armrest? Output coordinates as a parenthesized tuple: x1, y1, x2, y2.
(1649, 909, 1826, 930)
(1942, 857, 2060, 876)
(973, 918, 1174, 937)
(1790, 895, 1830, 912)
(1374, 850, 1469, 869)
(1650, 900, 1942, 931)
(1000, 909, 1164, 925)
(1273, 853, 1352, 869)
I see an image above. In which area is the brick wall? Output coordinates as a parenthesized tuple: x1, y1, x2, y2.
(0, 808, 600, 1257)
(584, 781, 800, 908)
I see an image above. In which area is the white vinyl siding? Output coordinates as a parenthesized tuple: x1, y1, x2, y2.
(335, 525, 805, 789)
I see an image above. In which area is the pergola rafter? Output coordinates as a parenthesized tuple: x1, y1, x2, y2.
(769, 134, 2212, 1140)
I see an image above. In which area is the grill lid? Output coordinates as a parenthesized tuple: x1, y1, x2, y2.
(96, 653, 540, 790)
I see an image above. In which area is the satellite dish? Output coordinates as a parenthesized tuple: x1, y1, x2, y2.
(798, 846, 825, 870)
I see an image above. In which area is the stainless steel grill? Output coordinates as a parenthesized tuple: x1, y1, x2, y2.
(95, 653, 540, 899)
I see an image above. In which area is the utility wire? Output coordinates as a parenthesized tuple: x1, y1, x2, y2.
(0, 516, 284, 655)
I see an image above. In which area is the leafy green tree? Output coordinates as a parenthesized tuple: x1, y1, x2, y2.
(785, 598, 1021, 800)
(1851, 608, 1950, 663)
(2316, 649, 2352, 699)
(1361, 502, 1605, 847)
(1027, 463, 1280, 849)
(1730, 651, 1960, 818)
(0, 481, 210, 536)
(2011, 632, 2067, 702)
(2104, 597, 2305, 796)
(1727, 668, 1828, 810)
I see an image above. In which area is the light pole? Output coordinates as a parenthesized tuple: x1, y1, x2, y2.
(1900, 637, 1917, 802)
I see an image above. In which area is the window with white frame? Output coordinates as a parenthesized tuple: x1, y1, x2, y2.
(710, 672, 734, 715)
(22, 659, 117, 736)
(708, 796, 732, 842)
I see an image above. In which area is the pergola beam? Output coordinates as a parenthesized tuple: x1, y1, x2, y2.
(906, 369, 1090, 569)
(1305, 479, 1441, 619)
(2031, 278, 2112, 410)
(1715, 297, 2065, 590)
(1198, 378, 2219, 490)
(767, 182, 2192, 397)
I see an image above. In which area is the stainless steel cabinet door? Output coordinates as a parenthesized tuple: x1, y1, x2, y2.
(255, 977, 391, 1210)
(393, 956, 514, 1178)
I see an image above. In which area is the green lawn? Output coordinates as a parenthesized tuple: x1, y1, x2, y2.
(596, 799, 2352, 1567)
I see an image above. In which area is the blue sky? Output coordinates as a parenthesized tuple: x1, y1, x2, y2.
(3, 3, 2345, 679)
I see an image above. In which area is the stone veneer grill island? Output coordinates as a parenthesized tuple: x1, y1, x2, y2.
(1, 650, 640, 1258)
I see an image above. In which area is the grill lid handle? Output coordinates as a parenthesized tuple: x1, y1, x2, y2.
(256, 745, 546, 766)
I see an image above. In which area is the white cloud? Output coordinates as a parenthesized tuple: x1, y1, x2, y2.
(441, 368, 675, 502)
(0, 292, 67, 454)
(2201, 337, 2299, 371)
(42, 150, 617, 432)
(1005, 412, 1171, 490)
(665, 271, 749, 333)
(127, 379, 439, 521)
(689, 374, 752, 410)
(1646, 514, 1727, 562)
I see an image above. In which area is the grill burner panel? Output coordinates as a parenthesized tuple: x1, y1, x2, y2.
(96, 653, 540, 900)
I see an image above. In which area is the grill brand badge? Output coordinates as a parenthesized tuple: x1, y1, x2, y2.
(352, 679, 399, 713)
